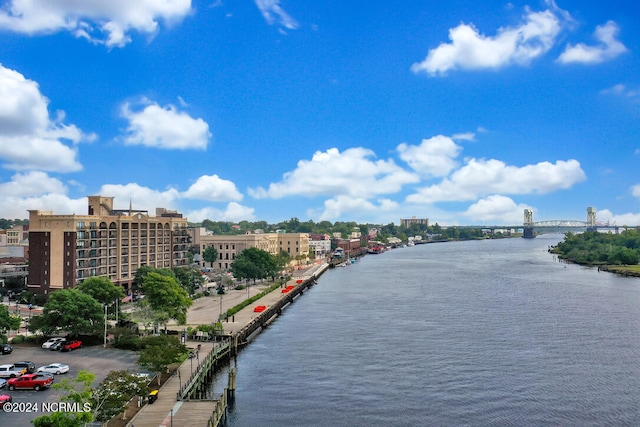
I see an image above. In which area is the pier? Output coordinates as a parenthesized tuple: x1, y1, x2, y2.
(126, 262, 329, 427)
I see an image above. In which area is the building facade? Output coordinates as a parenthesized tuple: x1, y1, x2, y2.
(192, 228, 310, 271)
(308, 233, 332, 259)
(28, 196, 189, 295)
(400, 217, 429, 228)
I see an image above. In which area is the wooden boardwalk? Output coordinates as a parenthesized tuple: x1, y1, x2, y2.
(126, 342, 216, 427)
(127, 262, 329, 426)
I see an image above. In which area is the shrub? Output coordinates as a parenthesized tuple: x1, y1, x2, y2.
(10, 334, 25, 344)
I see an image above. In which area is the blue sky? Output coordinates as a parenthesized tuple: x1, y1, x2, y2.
(0, 0, 638, 226)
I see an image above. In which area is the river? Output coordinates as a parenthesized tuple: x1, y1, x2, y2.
(220, 234, 640, 426)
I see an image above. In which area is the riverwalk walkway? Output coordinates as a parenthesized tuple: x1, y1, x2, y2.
(126, 261, 329, 427)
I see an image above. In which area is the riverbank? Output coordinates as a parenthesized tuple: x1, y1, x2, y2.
(598, 265, 640, 277)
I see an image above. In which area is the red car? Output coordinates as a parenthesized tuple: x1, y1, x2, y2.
(0, 394, 11, 408)
(61, 340, 82, 352)
(7, 373, 54, 391)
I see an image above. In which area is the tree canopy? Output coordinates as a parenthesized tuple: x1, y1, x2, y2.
(173, 265, 204, 295)
(29, 289, 104, 336)
(31, 371, 95, 427)
(0, 304, 21, 336)
(141, 272, 192, 325)
(552, 229, 640, 265)
(92, 370, 149, 422)
(138, 335, 188, 385)
(230, 247, 279, 282)
(202, 245, 218, 267)
(76, 276, 125, 306)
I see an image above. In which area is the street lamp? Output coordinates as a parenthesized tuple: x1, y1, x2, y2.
(103, 304, 108, 348)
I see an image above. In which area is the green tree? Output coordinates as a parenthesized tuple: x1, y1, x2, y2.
(230, 247, 278, 283)
(29, 289, 103, 336)
(77, 276, 125, 306)
(0, 304, 21, 336)
(132, 265, 154, 294)
(202, 245, 218, 268)
(173, 266, 204, 295)
(138, 335, 188, 386)
(92, 370, 149, 422)
(142, 272, 192, 325)
(31, 371, 95, 426)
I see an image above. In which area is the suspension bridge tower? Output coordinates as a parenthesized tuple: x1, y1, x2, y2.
(586, 207, 597, 232)
(523, 208, 535, 238)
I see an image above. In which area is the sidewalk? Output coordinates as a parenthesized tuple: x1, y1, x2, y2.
(125, 341, 215, 427)
(127, 262, 329, 426)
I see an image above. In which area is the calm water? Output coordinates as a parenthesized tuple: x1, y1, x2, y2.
(221, 235, 640, 426)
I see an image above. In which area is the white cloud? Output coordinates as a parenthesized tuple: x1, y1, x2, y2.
(631, 184, 640, 198)
(183, 174, 243, 202)
(186, 202, 255, 222)
(0, 0, 192, 48)
(406, 158, 586, 203)
(0, 171, 67, 197)
(558, 21, 627, 65)
(121, 99, 211, 150)
(397, 135, 462, 177)
(249, 147, 419, 199)
(411, 7, 563, 75)
(0, 172, 89, 219)
(600, 84, 640, 100)
(463, 195, 532, 224)
(98, 183, 181, 212)
(0, 64, 92, 172)
(254, 0, 298, 30)
(319, 196, 398, 222)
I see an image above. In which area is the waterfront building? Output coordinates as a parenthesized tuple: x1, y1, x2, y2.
(191, 228, 309, 271)
(308, 234, 331, 259)
(27, 196, 190, 295)
(400, 216, 429, 228)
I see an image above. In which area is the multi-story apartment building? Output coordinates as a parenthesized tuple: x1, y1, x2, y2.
(400, 217, 429, 228)
(28, 196, 190, 295)
(192, 228, 309, 271)
(308, 233, 332, 259)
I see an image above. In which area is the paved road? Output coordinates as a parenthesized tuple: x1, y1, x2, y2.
(0, 344, 142, 427)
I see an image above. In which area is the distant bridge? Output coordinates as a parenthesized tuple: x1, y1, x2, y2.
(467, 207, 628, 238)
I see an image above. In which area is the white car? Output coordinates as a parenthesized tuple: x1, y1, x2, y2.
(41, 337, 66, 349)
(0, 378, 6, 389)
(36, 363, 69, 375)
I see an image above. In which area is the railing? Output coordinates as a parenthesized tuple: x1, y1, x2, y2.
(177, 338, 232, 401)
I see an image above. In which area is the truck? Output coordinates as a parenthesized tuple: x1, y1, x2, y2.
(7, 373, 54, 391)
(0, 364, 27, 379)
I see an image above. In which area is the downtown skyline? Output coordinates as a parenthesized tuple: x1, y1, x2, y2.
(0, 0, 638, 226)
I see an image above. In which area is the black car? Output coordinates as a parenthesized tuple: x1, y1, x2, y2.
(12, 361, 36, 374)
(0, 344, 11, 355)
(49, 341, 63, 351)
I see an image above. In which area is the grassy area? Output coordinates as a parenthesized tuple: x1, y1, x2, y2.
(603, 265, 640, 273)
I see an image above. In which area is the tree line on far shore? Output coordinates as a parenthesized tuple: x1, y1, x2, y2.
(551, 229, 640, 266)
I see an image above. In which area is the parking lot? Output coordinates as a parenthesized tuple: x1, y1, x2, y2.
(0, 343, 142, 427)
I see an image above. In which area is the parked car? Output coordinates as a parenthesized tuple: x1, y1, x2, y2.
(49, 341, 64, 351)
(36, 363, 69, 375)
(0, 378, 6, 389)
(0, 393, 11, 409)
(12, 361, 36, 374)
(7, 373, 54, 391)
(0, 344, 11, 355)
(41, 337, 66, 349)
(61, 340, 82, 352)
(0, 364, 27, 378)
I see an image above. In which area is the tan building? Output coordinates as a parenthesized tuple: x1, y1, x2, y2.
(400, 216, 429, 228)
(192, 228, 309, 271)
(28, 196, 190, 295)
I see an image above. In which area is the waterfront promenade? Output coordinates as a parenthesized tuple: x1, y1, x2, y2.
(126, 261, 329, 427)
